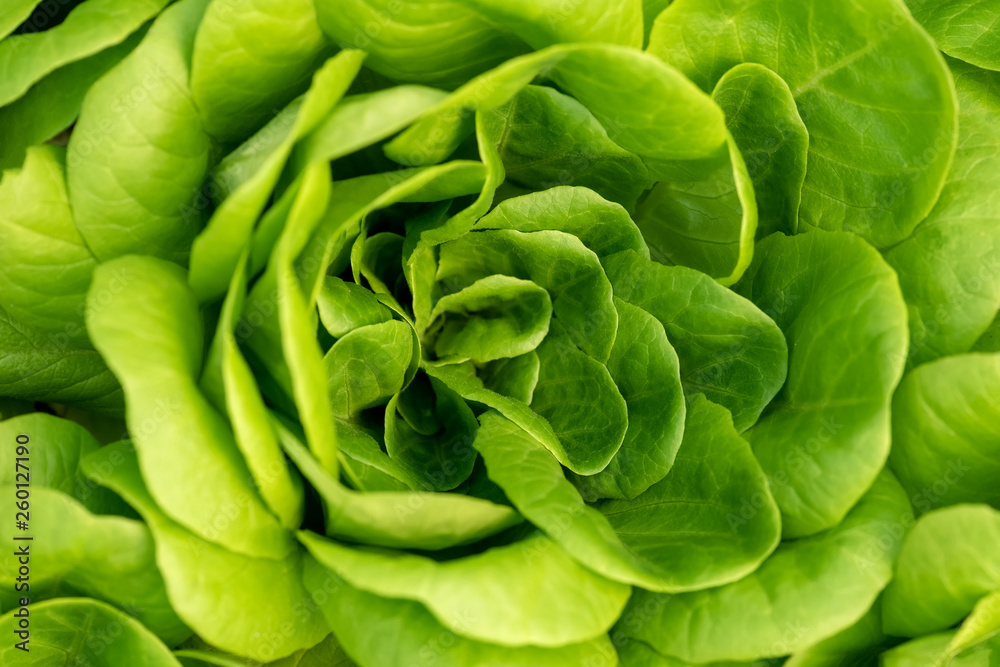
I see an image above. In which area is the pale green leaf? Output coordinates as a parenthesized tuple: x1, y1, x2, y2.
(736, 231, 908, 537)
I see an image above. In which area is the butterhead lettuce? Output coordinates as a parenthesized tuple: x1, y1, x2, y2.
(1, 1, 999, 665)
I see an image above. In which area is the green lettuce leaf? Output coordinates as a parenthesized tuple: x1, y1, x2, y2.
(736, 231, 908, 537)
(890, 353, 1000, 511)
(648, 0, 958, 248)
(604, 249, 787, 432)
(0, 27, 144, 170)
(0, 485, 189, 644)
(711, 62, 808, 238)
(82, 442, 329, 661)
(87, 255, 294, 559)
(0, 598, 182, 666)
(299, 529, 630, 647)
(312, 0, 642, 88)
(0, 0, 170, 108)
(0, 145, 95, 345)
(302, 558, 618, 666)
(274, 414, 522, 551)
(472, 397, 779, 593)
(905, 0, 1000, 71)
(883, 59, 1000, 366)
(67, 0, 212, 265)
(619, 470, 911, 663)
(882, 504, 1000, 637)
(188, 49, 365, 302)
(190, 0, 330, 143)
(485, 85, 651, 210)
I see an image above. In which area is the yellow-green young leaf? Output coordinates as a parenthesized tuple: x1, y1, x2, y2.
(384, 375, 479, 491)
(302, 557, 619, 666)
(882, 504, 1000, 637)
(634, 130, 757, 284)
(334, 418, 421, 493)
(472, 400, 779, 593)
(596, 395, 779, 585)
(880, 632, 1000, 667)
(349, 231, 404, 298)
(200, 250, 305, 530)
(431, 188, 686, 492)
(530, 321, 628, 473)
(241, 161, 485, 407)
(473, 186, 649, 260)
(0, 0, 170, 108)
(890, 353, 1000, 511)
(82, 443, 329, 662)
(425, 309, 628, 476)
(312, 0, 640, 88)
(619, 470, 911, 663)
(383, 376, 477, 491)
(67, 0, 212, 265)
(648, 0, 958, 249)
(736, 231, 908, 538)
(0, 28, 144, 171)
(423, 361, 568, 471)
(427, 276, 552, 364)
(905, 0, 1000, 71)
(299, 530, 629, 647)
(0, 599, 181, 666)
(784, 598, 890, 667)
(285, 86, 449, 183)
(437, 229, 617, 362)
(188, 49, 365, 303)
(476, 353, 540, 406)
(386, 43, 726, 173)
(947, 588, 1000, 659)
(86, 255, 294, 559)
(0, 145, 95, 345)
(390, 375, 442, 437)
(884, 60, 1000, 367)
(209, 100, 301, 203)
(190, 0, 330, 143)
(274, 162, 338, 474)
(401, 110, 505, 250)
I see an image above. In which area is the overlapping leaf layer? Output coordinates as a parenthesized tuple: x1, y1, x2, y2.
(2, 1, 999, 665)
